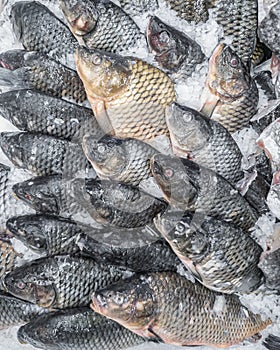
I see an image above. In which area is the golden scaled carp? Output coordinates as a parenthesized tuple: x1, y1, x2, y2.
(75, 47, 176, 141)
(91, 271, 271, 347)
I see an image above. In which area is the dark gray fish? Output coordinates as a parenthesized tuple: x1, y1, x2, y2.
(165, 0, 209, 23)
(166, 102, 243, 185)
(75, 178, 168, 228)
(0, 132, 91, 177)
(17, 307, 146, 350)
(82, 134, 157, 186)
(58, 0, 143, 53)
(259, 248, 280, 292)
(10, 1, 78, 68)
(0, 90, 102, 141)
(263, 334, 280, 350)
(254, 71, 276, 101)
(151, 154, 258, 231)
(0, 292, 47, 330)
(250, 100, 280, 135)
(146, 16, 205, 79)
(155, 210, 263, 294)
(0, 50, 87, 105)
(6, 214, 89, 256)
(255, 151, 273, 185)
(4, 255, 131, 309)
(119, 0, 158, 16)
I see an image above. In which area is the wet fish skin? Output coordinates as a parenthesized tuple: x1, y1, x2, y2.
(165, 0, 209, 23)
(0, 292, 47, 330)
(82, 134, 157, 186)
(17, 307, 146, 350)
(0, 50, 87, 105)
(155, 211, 264, 294)
(259, 248, 280, 292)
(91, 271, 271, 346)
(75, 46, 176, 140)
(6, 214, 88, 256)
(0, 132, 90, 177)
(146, 16, 205, 79)
(166, 102, 243, 185)
(263, 334, 280, 350)
(151, 154, 258, 231)
(4, 255, 130, 309)
(79, 179, 168, 228)
(0, 90, 102, 141)
(250, 101, 280, 135)
(119, 0, 158, 16)
(254, 71, 276, 101)
(59, 0, 143, 54)
(201, 44, 259, 133)
(10, 1, 78, 68)
(0, 239, 21, 279)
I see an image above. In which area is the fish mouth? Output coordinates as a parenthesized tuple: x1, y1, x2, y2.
(147, 16, 169, 55)
(209, 43, 226, 68)
(91, 292, 108, 314)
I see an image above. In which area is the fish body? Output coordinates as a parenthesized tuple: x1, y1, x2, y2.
(0, 90, 102, 141)
(0, 239, 21, 279)
(10, 1, 77, 68)
(146, 16, 205, 79)
(155, 211, 263, 293)
(0, 132, 91, 177)
(200, 44, 259, 133)
(165, 0, 209, 23)
(119, 0, 158, 16)
(0, 50, 87, 105)
(259, 248, 280, 292)
(4, 255, 130, 309)
(59, 0, 143, 53)
(151, 154, 258, 231)
(91, 271, 271, 347)
(254, 71, 276, 101)
(263, 334, 280, 350)
(75, 47, 176, 140)
(17, 307, 145, 350)
(166, 102, 243, 185)
(82, 134, 157, 186)
(251, 101, 280, 135)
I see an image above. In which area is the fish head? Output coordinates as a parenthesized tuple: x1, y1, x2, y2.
(6, 216, 48, 253)
(58, 0, 98, 36)
(0, 49, 27, 70)
(75, 47, 131, 100)
(91, 276, 156, 332)
(0, 132, 31, 168)
(12, 176, 60, 214)
(207, 43, 250, 99)
(151, 154, 198, 208)
(83, 134, 127, 177)
(166, 102, 210, 152)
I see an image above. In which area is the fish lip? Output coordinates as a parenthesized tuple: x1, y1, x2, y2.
(91, 292, 108, 313)
(150, 155, 163, 176)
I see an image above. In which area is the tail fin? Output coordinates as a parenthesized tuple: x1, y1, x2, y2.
(263, 334, 280, 350)
(0, 67, 28, 91)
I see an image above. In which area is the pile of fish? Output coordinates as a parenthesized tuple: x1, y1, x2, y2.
(0, 0, 279, 349)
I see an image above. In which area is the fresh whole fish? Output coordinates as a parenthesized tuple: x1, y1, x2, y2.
(4, 255, 131, 309)
(17, 307, 146, 350)
(0, 292, 47, 330)
(91, 271, 271, 346)
(0, 90, 102, 141)
(119, 0, 158, 16)
(154, 210, 263, 293)
(150, 154, 258, 231)
(146, 16, 205, 80)
(76, 178, 168, 228)
(200, 44, 259, 133)
(6, 214, 87, 256)
(0, 50, 87, 105)
(10, 1, 78, 68)
(58, 0, 143, 53)
(259, 248, 280, 292)
(0, 132, 91, 177)
(166, 102, 244, 185)
(75, 46, 176, 140)
(82, 134, 158, 186)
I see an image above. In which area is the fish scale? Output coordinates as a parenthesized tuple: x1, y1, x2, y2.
(165, 0, 209, 23)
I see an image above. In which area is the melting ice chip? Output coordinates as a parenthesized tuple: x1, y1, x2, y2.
(257, 118, 280, 167)
(213, 295, 227, 315)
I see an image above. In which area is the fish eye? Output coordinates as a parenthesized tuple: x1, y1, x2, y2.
(97, 144, 106, 153)
(33, 237, 44, 248)
(24, 193, 32, 201)
(183, 112, 193, 122)
(175, 223, 185, 235)
(159, 31, 170, 43)
(92, 55, 102, 65)
(229, 57, 239, 68)
(17, 281, 26, 290)
(113, 293, 124, 305)
(164, 168, 174, 178)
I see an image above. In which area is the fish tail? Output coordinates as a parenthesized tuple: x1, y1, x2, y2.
(263, 334, 280, 350)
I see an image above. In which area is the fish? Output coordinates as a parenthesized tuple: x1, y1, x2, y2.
(91, 271, 271, 347)
(150, 154, 259, 231)
(0, 90, 103, 141)
(75, 46, 176, 140)
(258, 2, 280, 58)
(6, 214, 89, 256)
(0, 132, 92, 177)
(10, 1, 78, 68)
(263, 334, 280, 350)
(259, 248, 280, 292)
(4, 255, 131, 309)
(82, 134, 158, 186)
(0, 50, 87, 105)
(165, 0, 209, 23)
(146, 16, 205, 80)
(75, 178, 168, 228)
(119, 0, 158, 16)
(210, 0, 258, 66)
(200, 44, 259, 133)
(254, 71, 277, 101)
(58, 0, 143, 53)
(0, 162, 33, 230)
(154, 210, 264, 293)
(17, 307, 146, 350)
(0, 238, 22, 279)
(0, 292, 47, 330)
(250, 100, 280, 135)
(166, 102, 244, 185)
